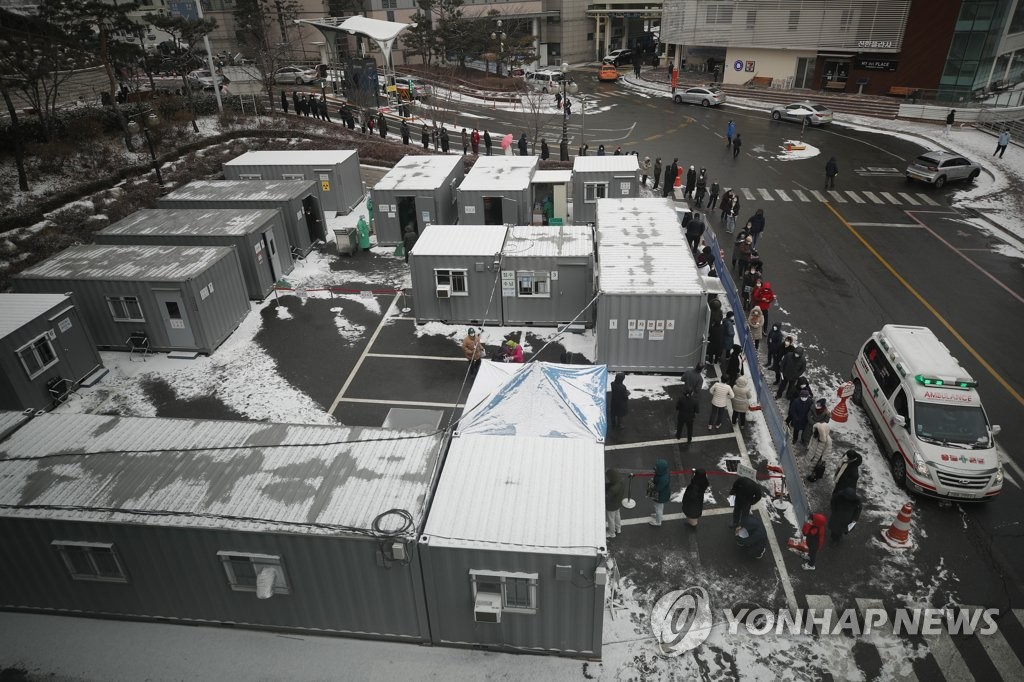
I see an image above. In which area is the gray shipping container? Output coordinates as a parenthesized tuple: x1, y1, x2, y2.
(371, 155, 464, 246)
(420, 435, 607, 657)
(409, 225, 507, 325)
(0, 294, 103, 412)
(457, 156, 537, 226)
(13, 244, 250, 355)
(500, 225, 595, 327)
(223, 149, 364, 216)
(0, 413, 446, 643)
(572, 156, 640, 225)
(159, 180, 325, 257)
(595, 198, 707, 372)
(94, 208, 294, 300)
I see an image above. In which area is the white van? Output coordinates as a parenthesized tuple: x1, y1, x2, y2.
(851, 325, 1002, 501)
(523, 69, 567, 93)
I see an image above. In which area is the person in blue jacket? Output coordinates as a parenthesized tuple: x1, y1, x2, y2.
(736, 515, 767, 559)
(649, 458, 672, 527)
(726, 119, 736, 146)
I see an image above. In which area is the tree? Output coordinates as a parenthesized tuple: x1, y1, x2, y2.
(144, 13, 217, 133)
(404, 0, 438, 66)
(233, 0, 301, 115)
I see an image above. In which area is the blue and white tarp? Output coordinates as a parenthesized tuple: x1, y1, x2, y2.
(458, 361, 608, 440)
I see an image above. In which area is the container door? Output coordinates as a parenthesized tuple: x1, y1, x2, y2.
(302, 196, 325, 241)
(556, 264, 588, 322)
(153, 290, 196, 349)
(398, 196, 420, 235)
(262, 230, 282, 281)
(314, 169, 332, 207)
(483, 196, 503, 225)
(48, 306, 98, 380)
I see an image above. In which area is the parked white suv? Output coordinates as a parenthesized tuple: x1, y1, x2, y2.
(523, 69, 567, 93)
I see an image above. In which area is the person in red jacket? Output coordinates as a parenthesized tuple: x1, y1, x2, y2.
(503, 338, 524, 363)
(751, 281, 776, 327)
(801, 512, 827, 570)
(470, 128, 481, 155)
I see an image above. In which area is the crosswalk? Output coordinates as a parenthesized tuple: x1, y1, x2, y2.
(729, 187, 942, 207)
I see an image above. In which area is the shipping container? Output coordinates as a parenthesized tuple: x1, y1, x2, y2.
(13, 244, 250, 355)
(457, 156, 538, 226)
(500, 225, 595, 327)
(0, 294, 103, 412)
(371, 155, 464, 245)
(95, 209, 293, 300)
(159, 180, 325, 257)
(572, 156, 639, 225)
(595, 198, 707, 372)
(223, 150, 364, 216)
(0, 413, 446, 643)
(530, 169, 572, 226)
(409, 225, 507, 325)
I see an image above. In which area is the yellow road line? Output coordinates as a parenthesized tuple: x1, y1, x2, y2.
(645, 133, 663, 140)
(824, 202, 1024, 408)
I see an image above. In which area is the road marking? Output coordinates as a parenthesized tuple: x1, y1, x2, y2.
(367, 353, 464, 361)
(898, 192, 920, 206)
(741, 188, 756, 200)
(863, 191, 884, 204)
(620, 507, 733, 526)
(810, 190, 827, 202)
(924, 630, 974, 682)
(845, 190, 865, 203)
(827, 190, 847, 203)
(328, 292, 400, 415)
(758, 188, 774, 200)
(335, 397, 464, 408)
(880, 191, 901, 205)
(775, 189, 792, 201)
(854, 599, 919, 681)
(605, 432, 737, 451)
(963, 605, 1024, 680)
(805, 595, 836, 634)
(917, 193, 940, 206)
(848, 222, 922, 228)
(825, 203, 1024, 407)
(644, 134, 664, 140)
(793, 189, 810, 202)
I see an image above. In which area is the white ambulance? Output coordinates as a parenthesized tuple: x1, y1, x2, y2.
(851, 325, 1003, 501)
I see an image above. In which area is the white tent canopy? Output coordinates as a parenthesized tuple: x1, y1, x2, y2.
(336, 16, 412, 43)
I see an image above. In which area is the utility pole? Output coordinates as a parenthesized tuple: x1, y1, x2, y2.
(194, 0, 223, 113)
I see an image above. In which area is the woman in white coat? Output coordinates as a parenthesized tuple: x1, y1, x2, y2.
(806, 421, 832, 461)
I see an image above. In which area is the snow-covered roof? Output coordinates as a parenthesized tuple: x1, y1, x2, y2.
(573, 156, 640, 173)
(459, 156, 537, 191)
(0, 411, 31, 442)
(161, 180, 315, 202)
(99, 209, 279, 237)
(595, 197, 684, 246)
(531, 169, 572, 185)
(423, 434, 605, 553)
(502, 225, 593, 258)
(459, 361, 607, 440)
(373, 155, 461, 191)
(0, 413, 445, 537)
(15, 245, 232, 282)
(410, 224, 507, 257)
(0, 293, 71, 339)
(223, 150, 357, 167)
(599, 242, 704, 294)
(336, 15, 411, 42)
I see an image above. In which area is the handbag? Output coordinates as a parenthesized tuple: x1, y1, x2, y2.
(645, 479, 658, 501)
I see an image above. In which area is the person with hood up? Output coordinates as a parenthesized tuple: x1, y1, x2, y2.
(801, 512, 827, 570)
(676, 389, 700, 443)
(461, 128, 469, 155)
(378, 112, 388, 139)
(806, 421, 832, 463)
(420, 124, 430, 149)
(747, 208, 767, 247)
(708, 180, 721, 211)
(483, 130, 492, 155)
(722, 343, 743, 387)
(540, 138, 550, 160)
(605, 468, 625, 538)
(787, 388, 813, 444)
(726, 119, 736, 146)
(765, 323, 784, 372)
(747, 307, 765, 351)
(694, 168, 708, 208)
(440, 127, 450, 152)
(682, 363, 705, 396)
(708, 293, 724, 327)
(682, 469, 710, 527)
(471, 128, 480, 154)
(685, 211, 705, 253)
(652, 157, 663, 190)
(503, 338, 524, 363)
(649, 459, 672, 526)
(735, 235, 753, 276)
(751, 281, 775, 327)
(825, 156, 839, 190)
(730, 475, 763, 527)
(610, 372, 630, 430)
(732, 132, 743, 158)
(684, 165, 697, 200)
(736, 515, 767, 559)
(595, 144, 605, 156)
(731, 375, 754, 427)
(833, 449, 862, 493)
(792, 375, 813, 401)
(776, 345, 806, 398)
(708, 378, 735, 430)
(614, 145, 623, 155)
(462, 327, 485, 378)
(280, 90, 289, 114)
(720, 311, 736, 360)
(805, 398, 831, 445)
(641, 156, 651, 186)
(829, 487, 862, 543)
(400, 119, 410, 145)
(662, 162, 674, 198)
(707, 318, 724, 364)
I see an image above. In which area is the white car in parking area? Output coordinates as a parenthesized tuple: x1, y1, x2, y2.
(523, 69, 568, 93)
(274, 66, 319, 85)
(671, 86, 725, 107)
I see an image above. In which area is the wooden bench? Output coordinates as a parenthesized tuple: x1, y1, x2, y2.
(747, 76, 773, 88)
(824, 80, 846, 92)
(886, 86, 917, 98)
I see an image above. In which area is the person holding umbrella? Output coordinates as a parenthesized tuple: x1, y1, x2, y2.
(501, 132, 514, 156)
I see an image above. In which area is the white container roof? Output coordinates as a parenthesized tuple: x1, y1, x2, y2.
(0, 293, 71, 339)
(531, 169, 572, 185)
(423, 434, 606, 554)
(459, 156, 538, 191)
(100, 209, 279, 237)
(0, 413, 445, 537)
(595, 197, 685, 246)
(502, 225, 593, 258)
(16, 244, 232, 282)
(161, 180, 315, 202)
(410, 224, 507, 257)
(373, 155, 462, 191)
(599, 242, 704, 294)
(224, 150, 357, 167)
(573, 156, 640, 173)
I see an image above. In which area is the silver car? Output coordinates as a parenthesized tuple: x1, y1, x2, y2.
(905, 151, 981, 189)
(274, 66, 319, 85)
(671, 86, 725, 107)
(770, 102, 833, 125)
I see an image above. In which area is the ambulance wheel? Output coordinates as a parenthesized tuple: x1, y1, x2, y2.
(851, 378, 862, 407)
(890, 452, 907, 488)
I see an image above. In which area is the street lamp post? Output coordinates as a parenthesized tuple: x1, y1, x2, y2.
(490, 20, 506, 76)
(559, 62, 579, 161)
(127, 112, 162, 186)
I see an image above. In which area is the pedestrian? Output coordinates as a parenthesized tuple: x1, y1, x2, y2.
(662, 163, 673, 198)
(828, 487, 862, 543)
(735, 235, 753, 276)
(610, 372, 630, 430)
(471, 127, 480, 155)
(578, 143, 589, 156)
(431, 125, 439, 151)
(345, 107, 354, 129)
(825, 156, 838, 190)
(751, 280, 775, 328)
(806, 421, 832, 462)
(684, 165, 697, 199)
(733, 133, 742, 158)
(736, 515, 768, 559)
(597, 144, 606, 156)
(801, 512, 827, 570)
(708, 378, 735, 430)
(730, 227, 749, 270)
(729, 475, 763, 528)
(720, 311, 736, 360)
(833, 449, 862, 493)
(707, 318, 724, 365)
(668, 61, 674, 80)
(401, 119, 410, 145)
(695, 168, 707, 208)
(281, 90, 289, 114)
(641, 156, 651, 186)
(649, 458, 671, 527)
(726, 119, 736, 147)
(564, 97, 572, 117)
(682, 363, 705, 396)
(615, 145, 623, 155)
(461, 128, 469, 155)
(995, 129, 1011, 157)
(378, 112, 388, 138)
(484, 130, 492, 155)
(719, 190, 733, 223)
(360, 111, 368, 134)
(503, 337, 524, 363)
(685, 211, 705, 252)
(401, 226, 417, 264)
(806, 398, 831, 446)
(420, 124, 429, 150)
(776, 345, 806, 399)
(462, 327, 484, 378)
(708, 180, 720, 210)
(787, 388, 813, 444)
(722, 343, 742, 387)
(945, 108, 956, 134)
(518, 132, 528, 156)
(540, 138, 550, 160)
(555, 90, 562, 110)
(747, 208, 767, 247)
(633, 54, 641, 78)
(773, 336, 794, 385)
(605, 468, 625, 538)
(292, 90, 299, 113)
(747, 307, 764, 351)
(320, 97, 331, 122)
(741, 266, 760, 311)
(675, 389, 699, 442)
(765, 324, 784, 373)
(682, 469, 710, 527)
(440, 127, 450, 153)
(652, 157, 662, 190)
(368, 115, 375, 135)
(731, 375, 753, 427)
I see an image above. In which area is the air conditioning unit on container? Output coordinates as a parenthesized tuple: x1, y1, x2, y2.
(436, 284, 451, 299)
(474, 592, 502, 623)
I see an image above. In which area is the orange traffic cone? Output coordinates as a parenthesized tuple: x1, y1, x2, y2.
(787, 538, 808, 555)
(831, 381, 855, 423)
(881, 503, 914, 549)
(674, 167, 683, 187)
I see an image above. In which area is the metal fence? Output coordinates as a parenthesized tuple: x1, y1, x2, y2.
(702, 225, 809, 524)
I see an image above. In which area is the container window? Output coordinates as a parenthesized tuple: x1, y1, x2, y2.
(238, 174, 263, 180)
(17, 333, 59, 379)
(52, 541, 128, 582)
(470, 570, 538, 614)
(584, 182, 607, 203)
(217, 551, 290, 595)
(281, 173, 305, 180)
(517, 271, 550, 297)
(106, 296, 145, 322)
(435, 268, 469, 295)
